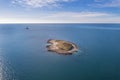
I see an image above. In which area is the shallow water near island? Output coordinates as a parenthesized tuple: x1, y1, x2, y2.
(0, 24, 120, 80)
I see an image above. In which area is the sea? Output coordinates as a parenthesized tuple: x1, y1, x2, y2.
(0, 24, 120, 80)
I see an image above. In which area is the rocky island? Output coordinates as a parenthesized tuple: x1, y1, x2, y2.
(46, 39, 78, 55)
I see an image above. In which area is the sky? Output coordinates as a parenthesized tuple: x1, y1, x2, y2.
(0, 0, 120, 23)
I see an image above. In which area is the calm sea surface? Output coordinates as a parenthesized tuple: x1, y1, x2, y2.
(0, 24, 120, 80)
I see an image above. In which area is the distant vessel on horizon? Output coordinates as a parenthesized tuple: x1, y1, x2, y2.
(26, 27, 29, 30)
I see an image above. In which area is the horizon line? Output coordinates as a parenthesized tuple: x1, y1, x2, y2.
(0, 22, 120, 24)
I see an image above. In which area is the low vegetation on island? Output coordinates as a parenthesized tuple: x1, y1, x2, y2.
(46, 39, 78, 55)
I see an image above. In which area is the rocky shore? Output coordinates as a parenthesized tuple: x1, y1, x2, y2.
(46, 39, 78, 55)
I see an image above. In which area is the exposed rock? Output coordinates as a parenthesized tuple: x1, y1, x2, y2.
(46, 39, 78, 55)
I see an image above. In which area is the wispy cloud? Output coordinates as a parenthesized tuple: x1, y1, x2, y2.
(48, 12, 110, 18)
(42, 12, 119, 23)
(94, 0, 103, 2)
(12, 0, 72, 8)
(1, 11, 120, 23)
(93, 0, 120, 8)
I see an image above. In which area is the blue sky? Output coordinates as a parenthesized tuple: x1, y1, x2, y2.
(0, 0, 120, 23)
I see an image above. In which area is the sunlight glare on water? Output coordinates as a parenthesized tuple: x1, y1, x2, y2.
(0, 48, 4, 80)
(0, 48, 17, 80)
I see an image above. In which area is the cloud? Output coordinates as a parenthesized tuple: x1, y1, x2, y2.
(42, 12, 119, 23)
(103, 0, 120, 7)
(93, 0, 120, 8)
(48, 12, 110, 18)
(94, 0, 103, 2)
(12, 0, 72, 8)
(1, 11, 120, 23)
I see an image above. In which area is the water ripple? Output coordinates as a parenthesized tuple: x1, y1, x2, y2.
(0, 48, 17, 80)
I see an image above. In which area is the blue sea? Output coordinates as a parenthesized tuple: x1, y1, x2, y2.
(0, 24, 120, 80)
